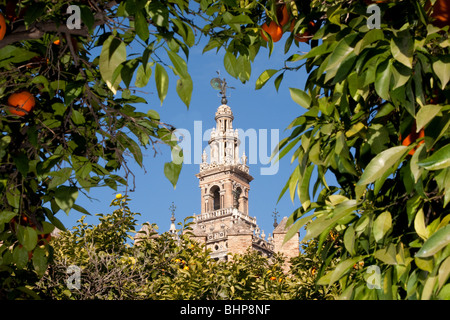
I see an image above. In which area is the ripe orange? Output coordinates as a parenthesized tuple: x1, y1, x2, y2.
(276, 5, 290, 27)
(428, 0, 450, 28)
(53, 39, 61, 46)
(0, 13, 6, 41)
(261, 21, 283, 42)
(401, 122, 425, 156)
(7, 91, 36, 116)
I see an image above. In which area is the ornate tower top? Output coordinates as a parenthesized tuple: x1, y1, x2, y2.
(169, 202, 177, 234)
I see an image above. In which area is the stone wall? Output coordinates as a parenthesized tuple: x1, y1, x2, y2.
(227, 233, 253, 256)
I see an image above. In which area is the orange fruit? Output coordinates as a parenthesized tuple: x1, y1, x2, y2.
(401, 122, 425, 156)
(0, 13, 6, 41)
(261, 21, 283, 42)
(7, 91, 36, 116)
(53, 39, 61, 46)
(428, 0, 450, 28)
(276, 5, 290, 27)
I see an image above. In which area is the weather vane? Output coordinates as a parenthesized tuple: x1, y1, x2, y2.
(210, 71, 235, 105)
(272, 208, 279, 228)
(169, 202, 176, 223)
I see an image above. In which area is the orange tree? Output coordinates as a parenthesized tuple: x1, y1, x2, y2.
(252, 1, 449, 299)
(174, 0, 449, 300)
(1, 0, 449, 300)
(180, 0, 450, 299)
(35, 196, 323, 300)
(0, 0, 205, 297)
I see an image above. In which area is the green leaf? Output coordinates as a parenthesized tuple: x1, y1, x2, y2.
(176, 75, 193, 108)
(416, 225, 450, 258)
(135, 63, 153, 88)
(71, 109, 85, 125)
(80, 5, 95, 32)
(433, 57, 450, 90)
(304, 200, 357, 241)
(13, 153, 29, 176)
(325, 34, 357, 81)
(99, 36, 127, 94)
(438, 283, 450, 300)
(48, 167, 73, 190)
(54, 186, 79, 215)
(43, 208, 66, 231)
(344, 225, 356, 256)
(416, 104, 442, 131)
(236, 55, 251, 83)
(438, 256, 450, 291)
(0, 46, 38, 67)
(147, 2, 169, 28)
(0, 211, 16, 224)
(135, 9, 150, 42)
(167, 49, 189, 77)
(155, 63, 169, 105)
(13, 245, 29, 269)
(274, 73, 284, 92)
(164, 161, 182, 189)
(374, 244, 397, 265)
(289, 88, 311, 109)
(374, 59, 392, 101)
(24, 2, 46, 26)
(357, 146, 407, 185)
(17, 226, 38, 251)
(318, 256, 363, 286)
(121, 59, 139, 88)
(6, 187, 20, 209)
(299, 165, 314, 210)
(418, 144, 450, 171)
(147, 109, 160, 121)
(255, 69, 278, 90)
(373, 211, 392, 242)
(414, 208, 429, 240)
(390, 31, 413, 68)
(172, 19, 195, 47)
(32, 247, 47, 277)
(224, 51, 238, 78)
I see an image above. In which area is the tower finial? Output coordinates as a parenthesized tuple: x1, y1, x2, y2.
(169, 202, 177, 234)
(272, 208, 279, 228)
(210, 72, 235, 105)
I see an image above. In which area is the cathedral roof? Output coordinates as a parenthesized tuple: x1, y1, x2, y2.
(227, 219, 253, 236)
(273, 216, 289, 234)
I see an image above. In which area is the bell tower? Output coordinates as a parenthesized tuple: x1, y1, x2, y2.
(188, 79, 299, 262)
(197, 103, 253, 215)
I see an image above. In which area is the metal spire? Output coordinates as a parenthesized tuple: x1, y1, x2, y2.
(169, 202, 177, 234)
(272, 208, 279, 229)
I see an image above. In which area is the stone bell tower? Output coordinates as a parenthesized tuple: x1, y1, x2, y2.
(192, 101, 273, 260)
(197, 103, 252, 215)
(189, 81, 299, 262)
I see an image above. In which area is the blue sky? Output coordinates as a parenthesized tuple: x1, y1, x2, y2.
(57, 28, 333, 241)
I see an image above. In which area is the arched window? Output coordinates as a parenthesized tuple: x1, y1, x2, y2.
(210, 185, 221, 210)
(233, 187, 242, 210)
